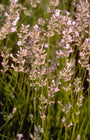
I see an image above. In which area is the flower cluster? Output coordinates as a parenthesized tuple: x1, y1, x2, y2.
(0, 0, 20, 40)
(79, 38, 90, 69)
(1, 48, 10, 73)
(30, 125, 43, 140)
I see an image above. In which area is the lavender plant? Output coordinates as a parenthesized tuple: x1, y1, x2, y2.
(0, 0, 90, 140)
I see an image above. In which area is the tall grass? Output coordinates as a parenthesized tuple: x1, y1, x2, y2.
(0, 0, 90, 140)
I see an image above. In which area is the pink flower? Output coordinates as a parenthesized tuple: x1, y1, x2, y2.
(67, 20, 72, 25)
(55, 9, 60, 17)
(17, 41, 22, 46)
(17, 133, 23, 140)
(11, 27, 17, 32)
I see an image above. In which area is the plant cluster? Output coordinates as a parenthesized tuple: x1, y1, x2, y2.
(0, 0, 90, 140)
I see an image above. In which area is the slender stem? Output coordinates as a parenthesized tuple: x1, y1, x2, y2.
(71, 122, 76, 140)
(0, 134, 12, 140)
(65, 126, 68, 140)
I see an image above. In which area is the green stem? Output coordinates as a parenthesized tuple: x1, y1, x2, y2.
(0, 134, 12, 140)
(71, 122, 76, 140)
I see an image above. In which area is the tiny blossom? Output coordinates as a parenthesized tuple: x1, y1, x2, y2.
(29, 0, 41, 8)
(62, 102, 72, 114)
(72, 21, 76, 25)
(54, 87, 60, 92)
(11, 63, 15, 69)
(30, 134, 33, 139)
(38, 18, 45, 26)
(12, 13, 19, 25)
(10, 91, 15, 98)
(75, 111, 80, 116)
(55, 9, 61, 17)
(47, 7, 51, 13)
(48, 101, 55, 105)
(12, 107, 17, 114)
(12, 15, 20, 26)
(69, 27, 72, 33)
(17, 41, 22, 46)
(39, 111, 46, 120)
(67, 20, 72, 25)
(29, 114, 33, 121)
(44, 43, 48, 48)
(66, 11, 70, 16)
(76, 134, 81, 140)
(62, 84, 71, 92)
(73, 77, 83, 95)
(66, 44, 70, 49)
(77, 95, 84, 107)
(11, 27, 17, 32)
(62, 31, 65, 35)
(61, 117, 66, 126)
(5, 12, 8, 17)
(15, 0, 18, 2)
(49, 0, 59, 7)
(52, 80, 55, 83)
(67, 122, 73, 128)
(33, 24, 39, 30)
(17, 134, 24, 140)
(10, 0, 18, 2)
(35, 125, 44, 133)
(75, 31, 79, 37)
(56, 50, 64, 56)
(66, 62, 71, 69)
